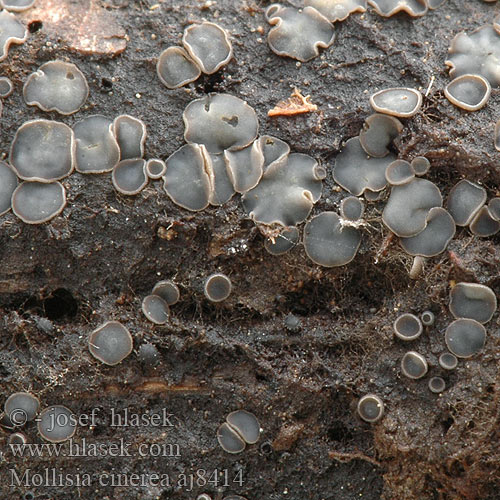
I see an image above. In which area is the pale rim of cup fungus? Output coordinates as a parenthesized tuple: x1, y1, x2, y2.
(217, 409, 261, 453)
(152, 280, 180, 306)
(23, 60, 89, 115)
(0, 9, 28, 62)
(142, 294, 170, 325)
(339, 196, 365, 221)
(410, 156, 430, 176)
(444, 74, 491, 112)
(393, 313, 423, 341)
(112, 159, 148, 195)
(445, 318, 486, 358)
(367, 0, 428, 17)
(357, 394, 384, 423)
(5, 392, 40, 424)
(37, 405, 76, 443)
(88, 320, 133, 366)
(0, 160, 18, 216)
(204, 273, 232, 302)
(420, 310, 435, 327)
(146, 159, 167, 180)
(439, 352, 458, 370)
(304, 0, 367, 23)
(369, 87, 423, 118)
(448, 282, 497, 324)
(8, 432, 27, 445)
(385, 159, 415, 186)
(428, 376, 446, 394)
(156, 46, 202, 89)
(446, 179, 486, 226)
(469, 205, 500, 237)
(112, 114, 147, 161)
(0, 75, 13, 97)
(217, 422, 246, 454)
(0, 0, 35, 11)
(401, 351, 428, 379)
(359, 113, 403, 158)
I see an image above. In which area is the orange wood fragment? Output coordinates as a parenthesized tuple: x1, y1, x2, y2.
(268, 88, 318, 117)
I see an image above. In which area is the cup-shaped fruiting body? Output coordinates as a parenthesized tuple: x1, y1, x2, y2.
(444, 74, 491, 112)
(204, 273, 232, 302)
(439, 352, 458, 370)
(183, 94, 259, 154)
(370, 87, 422, 118)
(401, 351, 428, 379)
(367, 0, 427, 16)
(142, 295, 169, 325)
(10, 120, 75, 182)
(359, 114, 403, 158)
(259, 135, 290, 169)
(37, 405, 76, 443)
(0, 76, 13, 97)
(156, 46, 201, 89)
(0, 0, 35, 12)
(449, 283, 497, 324)
(393, 313, 423, 341)
(242, 153, 323, 226)
(88, 321, 133, 366)
(12, 181, 66, 224)
(137, 343, 160, 366)
(23, 61, 89, 115)
(0, 412, 15, 430)
(112, 159, 148, 195)
(164, 144, 212, 211)
(0, 10, 27, 62)
(217, 422, 246, 453)
(152, 280, 180, 306)
(264, 226, 299, 255)
(333, 137, 396, 196)
(0, 161, 17, 216)
(488, 198, 500, 221)
(226, 410, 261, 444)
(8, 432, 27, 445)
(445, 318, 486, 358)
(207, 153, 235, 206)
(146, 159, 166, 180)
(411, 157, 430, 176)
(469, 206, 500, 237)
(357, 394, 384, 423)
(266, 5, 335, 62)
(303, 211, 361, 267)
(428, 377, 446, 394)
(385, 160, 415, 186)
(182, 22, 232, 75)
(495, 120, 500, 152)
(340, 196, 364, 221)
(364, 189, 385, 202)
(420, 310, 435, 327)
(382, 178, 442, 237)
(304, 0, 367, 22)
(112, 115, 147, 161)
(446, 26, 500, 88)
(224, 139, 264, 194)
(447, 179, 486, 226)
(399, 207, 455, 257)
(73, 115, 120, 174)
(5, 392, 40, 425)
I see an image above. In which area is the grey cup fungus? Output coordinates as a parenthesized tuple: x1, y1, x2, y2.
(142, 295, 169, 325)
(260, 135, 290, 169)
(357, 394, 384, 423)
(428, 377, 446, 394)
(37, 406, 76, 443)
(208, 153, 235, 206)
(226, 410, 260, 444)
(0, 10, 27, 62)
(446, 179, 486, 226)
(11, 181, 66, 224)
(0, 0, 35, 11)
(264, 226, 300, 255)
(182, 22, 232, 75)
(445, 318, 486, 358)
(266, 4, 335, 62)
(369, 87, 422, 118)
(242, 153, 323, 227)
(359, 113, 403, 158)
(382, 178, 442, 237)
(488, 198, 500, 221)
(112, 159, 148, 195)
(183, 94, 258, 154)
(340, 196, 364, 221)
(156, 46, 201, 89)
(8, 432, 27, 445)
(420, 310, 435, 326)
(495, 119, 500, 151)
(303, 211, 361, 267)
(217, 422, 246, 454)
(469, 206, 500, 237)
(385, 160, 415, 186)
(204, 273, 232, 302)
(73, 115, 120, 174)
(0, 161, 17, 216)
(112, 115, 147, 161)
(393, 313, 423, 341)
(333, 137, 396, 196)
(146, 159, 166, 180)
(224, 140, 264, 193)
(399, 207, 455, 257)
(5, 392, 40, 424)
(364, 189, 386, 202)
(401, 351, 428, 379)
(304, 0, 366, 22)
(152, 280, 180, 306)
(439, 352, 458, 370)
(10, 120, 75, 182)
(88, 320, 133, 366)
(164, 144, 212, 211)
(444, 74, 491, 112)
(449, 282, 497, 324)
(23, 61, 89, 115)
(0, 76, 13, 97)
(367, 0, 427, 17)
(411, 156, 430, 176)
